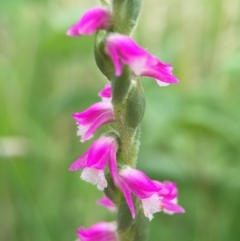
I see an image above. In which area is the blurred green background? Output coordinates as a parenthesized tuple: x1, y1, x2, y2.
(1, 0, 240, 240)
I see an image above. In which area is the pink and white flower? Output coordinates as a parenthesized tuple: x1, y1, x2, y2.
(66, 7, 111, 37)
(69, 135, 118, 190)
(105, 34, 179, 86)
(77, 222, 118, 241)
(73, 84, 113, 142)
(72, 101, 115, 142)
(97, 195, 117, 212)
(115, 167, 161, 219)
(115, 167, 184, 220)
(73, 101, 114, 142)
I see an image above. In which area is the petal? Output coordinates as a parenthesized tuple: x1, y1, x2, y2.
(81, 168, 107, 190)
(119, 167, 161, 198)
(160, 181, 178, 200)
(73, 102, 114, 142)
(108, 140, 118, 184)
(129, 57, 147, 76)
(105, 44, 122, 76)
(156, 81, 170, 87)
(152, 180, 170, 195)
(98, 83, 112, 101)
(141, 193, 162, 221)
(141, 67, 179, 85)
(149, 57, 173, 72)
(77, 222, 117, 241)
(82, 110, 114, 142)
(86, 136, 115, 169)
(97, 196, 117, 212)
(66, 7, 111, 37)
(117, 179, 136, 219)
(105, 34, 148, 75)
(162, 198, 185, 214)
(106, 34, 146, 58)
(76, 124, 93, 142)
(69, 152, 88, 171)
(73, 102, 113, 125)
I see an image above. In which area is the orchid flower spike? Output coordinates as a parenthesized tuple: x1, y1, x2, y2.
(66, 7, 112, 37)
(105, 34, 179, 86)
(69, 135, 118, 190)
(77, 222, 118, 241)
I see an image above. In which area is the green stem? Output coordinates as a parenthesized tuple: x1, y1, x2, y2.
(111, 66, 144, 167)
(117, 199, 150, 241)
(111, 66, 148, 240)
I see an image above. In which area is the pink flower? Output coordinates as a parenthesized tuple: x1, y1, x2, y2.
(69, 135, 118, 190)
(77, 222, 118, 241)
(98, 83, 112, 101)
(73, 101, 114, 142)
(116, 167, 161, 219)
(115, 167, 184, 220)
(66, 7, 111, 37)
(73, 84, 113, 142)
(97, 195, 116, 212)
(105, 34, 179, 86)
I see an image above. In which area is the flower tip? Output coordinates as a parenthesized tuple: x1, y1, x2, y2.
(68, 165, 77, 171)
(147, 214, 154, 221)
(79, 133, 93, 143)
(156, 77, 179, 87)
(171, 77, 180, 84)
(115, 70, 122, 77)
(179, 207, 185, 213)
(66, 28, 77, 37)
(66, 29, 72, 36)
(156, 81, 170, 87)
(98, 83, 112, 101)
(97, 196, 117, 212)
(79, 138, 85, 143)
(68, 161, 80, 171)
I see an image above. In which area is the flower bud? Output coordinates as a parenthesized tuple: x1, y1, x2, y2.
(112, 66, 145, 130)
(94, 32, 115, 80)
(112, 0, 143, 35)
(124, 78, 145, 129)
